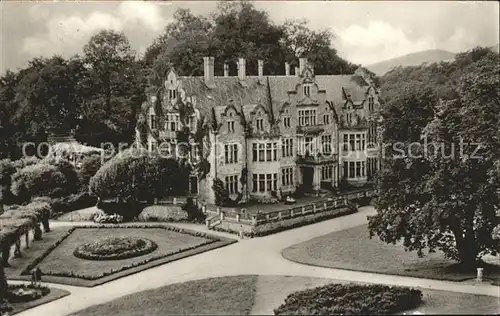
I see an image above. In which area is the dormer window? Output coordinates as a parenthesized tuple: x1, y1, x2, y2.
(227, 120, 235, 133)
(256, 118, 264, 131)
(348, 113, 352, 124)
(168, 89, 177, 100)
(149, 114, 157, 130)
(368, 96, 374, 112)
(323, 114, 330, 125)
(303, 84, 311, 97)
(283, 116, 291, 128)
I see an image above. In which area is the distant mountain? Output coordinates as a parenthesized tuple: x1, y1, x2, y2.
(366, 49, 456, 76)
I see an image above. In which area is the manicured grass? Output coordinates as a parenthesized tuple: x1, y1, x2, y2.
(8, 225, 236, 287)
(70, 275, 500, 315)
(9, 286, 70, 315)
(71, 275, 259, 316)
(282, 224, 500, 283)
(254, 276, 500, 315)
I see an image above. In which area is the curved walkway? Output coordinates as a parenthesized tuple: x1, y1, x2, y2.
(13, 206, 500, 316)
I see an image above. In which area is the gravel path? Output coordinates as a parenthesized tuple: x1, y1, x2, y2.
(12, 206, 500, 316)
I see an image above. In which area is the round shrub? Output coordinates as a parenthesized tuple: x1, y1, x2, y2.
(78, 153, 102, 188)
(74, 236, 157, 260)
(10, 158, 79, 202)
(12, 157, 40, 170)
(273, 283, 422, 315)
(89, 148, 190, 202)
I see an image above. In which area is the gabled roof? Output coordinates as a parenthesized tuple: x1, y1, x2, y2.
(144, 71, 375, 128)
(180, 76, 271, 122)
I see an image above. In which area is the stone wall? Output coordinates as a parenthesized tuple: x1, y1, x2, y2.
(204, 185, 377, 237)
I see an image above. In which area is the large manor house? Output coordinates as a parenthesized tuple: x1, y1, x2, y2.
(138, 57, 381, 204)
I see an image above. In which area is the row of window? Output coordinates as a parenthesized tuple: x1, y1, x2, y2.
(321, 165, 333, 181)
(297, 135, 334, 155)
(224, 169, 296, 195)
(224, 144, 238, 164)
(152, 109, 340, 134)
(224, 161, 371, 194)
(149, 113, 195, 132)
(252, 173, 278, 193)
(343, 161, 366, 179)
(343, 133, 366, 151)
(252, 143, 278, 162)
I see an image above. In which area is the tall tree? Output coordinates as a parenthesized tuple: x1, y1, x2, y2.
(281, 19, 357, 75)
(210, 0, 285, 75)
(370, 47, 500, 269)
(144, 8, 214, 78)
(80, 30, 145, 145)
(143, 1, 356, 77)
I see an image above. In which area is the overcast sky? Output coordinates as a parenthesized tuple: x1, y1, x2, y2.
(0, 1, 499, 74)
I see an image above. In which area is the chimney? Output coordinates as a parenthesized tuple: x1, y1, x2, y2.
(295, 67, 300, 76)
(223, 63, 229, 77)
(258, 59, 264, 77)
(299, 57, 308, 75)
(237, 58, 246, 81)
(203, 56, 215, 88)
(285, 62, 290, 76)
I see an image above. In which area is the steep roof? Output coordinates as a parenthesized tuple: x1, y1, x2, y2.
(180, 76, 271, 123)
(146, 72, 373, 126)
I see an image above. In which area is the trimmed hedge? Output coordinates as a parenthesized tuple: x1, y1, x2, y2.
(77, 153, 102, 188)
(274, 283, 422, 315)
(10, 159, 79, 202)
(89, 149, 190, 203)
(73, 237, 157, 260)
(36, 192, 98, 218)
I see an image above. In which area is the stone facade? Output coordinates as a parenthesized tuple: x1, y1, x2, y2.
(138, 57, 381, 204)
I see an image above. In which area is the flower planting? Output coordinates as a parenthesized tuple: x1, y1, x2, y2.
(73, 236, 157, 260)
(93, 212, 124, 224)
(274, 283, 422, 315)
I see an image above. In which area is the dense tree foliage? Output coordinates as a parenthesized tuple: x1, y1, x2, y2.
(0, 1, 355, 159)
(144, 0, 357, 81)
(89, 148, 190, 202)
(370, 47, 500, 268)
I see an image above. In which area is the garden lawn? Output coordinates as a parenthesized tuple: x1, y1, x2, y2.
(71, 275, 500, 316)
(282, 224, 500, 284)
(9, 287, 70, 315)
(71, 275, 259, 316)
(19, 226, 235, 287)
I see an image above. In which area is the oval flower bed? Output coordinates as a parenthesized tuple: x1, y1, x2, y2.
(5, 284, 50, 303)
(274, 283, 423, 315)
(74, 236, 158, 260)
